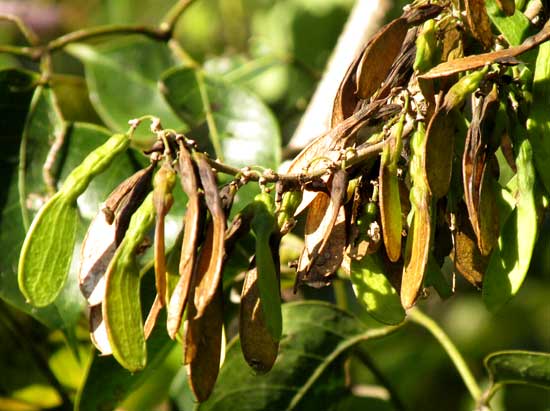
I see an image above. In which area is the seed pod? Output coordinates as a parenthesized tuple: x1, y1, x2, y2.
(350, 253, 405, 325)
(276, 190, 302, 234)
(18, 133, 131, 307)
(296, 170, 347, 288)
(464, 0, 494, 49)
(89, 304, 112, 355)
(443, 68, 487, 113)
(240, 266, 279, 373)
(103, 192, 156, 372)
(379, 145, 402, 262)
(420, 21, 550, 79)
(153, 162, 177, 306)
(167, 142, 201, 339)
(185, 284, 223, 402)
(192, 153, 226, 318)
(80, 165, 154, 306)
(414, 19, 437, 73)
(251, 192, 282, 341)
(402, 123, 432, 309)
(494, 0, 515, 16)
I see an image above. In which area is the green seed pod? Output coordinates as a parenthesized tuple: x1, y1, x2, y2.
(103, 192, 156, 372)
(414, 19, 437, 73)
(251, 192, 282, 341)
(443, 68, 487, 112)
(18, 133, 131, 307)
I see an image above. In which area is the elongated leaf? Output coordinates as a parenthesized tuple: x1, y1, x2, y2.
(527, 41, 550, 194)
(483, 137, 538, 312)
(251, 193, 281, 341)
(161, 67, 281, 168)
(199, 301, 399, 411)
(76, 309, 176, 411)
(484, 351, 550, 390)
(67, 38, 185, 141)
(193, 153, 225, 318)
(240, 267, 279, 373)
(104, 193, 155, 371)
(350, 254, 405, 325)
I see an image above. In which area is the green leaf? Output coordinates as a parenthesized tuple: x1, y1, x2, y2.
(75, 309, 176, 411)
(527, 41, 550, 195)
(486, 0, 532, 46)
(50, 74, 102, 123)
(198, 301, 399, 411)
(67, 37, 185, 142)
(350, 254, 405, 325)
(161, 66, 281, 169)
(483, 137, 538, 312)
(484, 350, 550, 390)
(104, 193, 155, 371)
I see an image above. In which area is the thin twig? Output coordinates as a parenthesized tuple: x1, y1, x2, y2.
(0, 14, 39, 45)
(408, 308, 483, 403)
(206, 139, 387, 184)
(47, 24, 169, 53)
(160, 0, 197, 34)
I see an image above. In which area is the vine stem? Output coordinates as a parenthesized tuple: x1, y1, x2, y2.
(160, 0, 197, 34)
(408, 308, 483, 403)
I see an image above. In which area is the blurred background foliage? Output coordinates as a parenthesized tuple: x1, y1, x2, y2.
(0, 0, 548, 410)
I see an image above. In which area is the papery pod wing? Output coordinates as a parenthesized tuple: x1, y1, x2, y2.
(185, 284, 223, 402)
(240, 266, 279, 373)
(464, 0, 494, 49)
(89, 305, 112, 355)
(80, 165, 154, 306)
(296, 170, 348, 288)
(193, 153, 226, 318)
(167, 142, 201, 338)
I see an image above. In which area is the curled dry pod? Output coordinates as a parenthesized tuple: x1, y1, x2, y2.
(18, 133, 131, 307)
(494, 0, 515, 16)
(153, 162, 177, 306)
(420, 21, 550, 79)
(80, 164, 155, 306)
(192, 152, 226, 318)
(451, 211, 488, 287)
(402, 123, 432, 309)
(350, 253, 405, 325)
(464, 0, 494, 49)
(463, 89, 500, 255)
(240, 266, 279, 373)
(167, 142, 201, 339)
(103, 192, 156, 372)
(296, 170, 347, 288)
(185, 284, 223, 402)
(251, 192, 282, 341)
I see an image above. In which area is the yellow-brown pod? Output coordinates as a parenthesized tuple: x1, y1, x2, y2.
(464, 0, 494, 49)
(379, 145, 402, 262)
(185, 284, 223, 402)
(239, 267, 279, 373)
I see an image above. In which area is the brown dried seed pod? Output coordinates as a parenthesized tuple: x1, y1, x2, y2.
(167, 142, 201, 339)
(464, 0, 494, 50)
(240, 266, 279, 374)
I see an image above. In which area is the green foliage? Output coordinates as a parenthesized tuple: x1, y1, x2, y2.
(0, 1, 549, 411)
